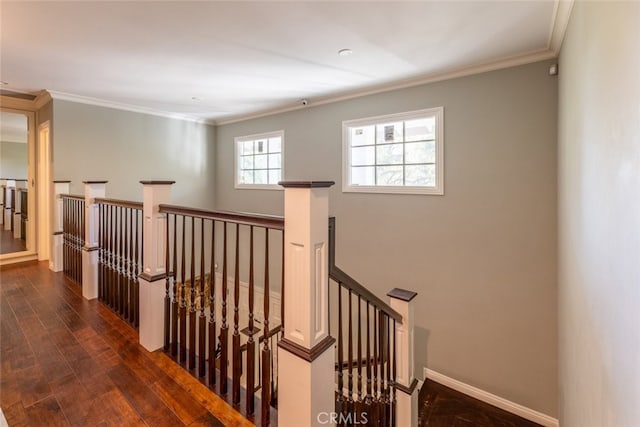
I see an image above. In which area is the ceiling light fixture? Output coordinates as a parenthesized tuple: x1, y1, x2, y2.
(338, 48, 353, 57)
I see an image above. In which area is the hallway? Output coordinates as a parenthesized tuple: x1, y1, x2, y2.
(0, 261, 251, 426)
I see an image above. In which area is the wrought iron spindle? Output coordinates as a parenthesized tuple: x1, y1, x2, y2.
(220, 222, 229, 394)
(261, 228, 271, 426)
(337, 283, 345, 425)
(171, 214, 178, 356)
(180, 215, 187, 363)
(208, 219, 217, 386)
(164, 212, 171, 351)
(246, 225, 256, 415)
(232, 223, 241, 404)
(198, 217, 206, 377)
(189, 216, 196, 370)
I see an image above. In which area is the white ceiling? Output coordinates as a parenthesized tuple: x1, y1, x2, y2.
(0, 112, 28, 144)
(1, 1, 570, 123)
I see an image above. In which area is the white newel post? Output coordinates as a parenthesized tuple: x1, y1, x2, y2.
(51, 181, 71, 272)
(388, 288, 419, 427)
(4, 180, 15, 230)
(138, 180, 174, 352)
(278, 181, 336, 427)
(82, 181, 107, 300)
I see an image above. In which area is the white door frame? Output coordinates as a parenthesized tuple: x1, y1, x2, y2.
(37, 120, 51, 261)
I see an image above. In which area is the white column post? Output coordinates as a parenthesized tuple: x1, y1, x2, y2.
(278, 181, 336, 427)
(4, 179, 15, 230)
(388, 288, 419, 427)
(82, 181, 107, 300)
(138, 180, 174, 352)
(50, 181, 71, 272)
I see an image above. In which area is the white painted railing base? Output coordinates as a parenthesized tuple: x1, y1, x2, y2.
(423, 368, 559, 427)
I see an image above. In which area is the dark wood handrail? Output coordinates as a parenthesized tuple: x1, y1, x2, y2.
(159, 204, 284, 230)
(60, 194, 85, 201)
(239, 325, 282, 352)
(329, 217, 402, 323)
(95, 197, 143, 210)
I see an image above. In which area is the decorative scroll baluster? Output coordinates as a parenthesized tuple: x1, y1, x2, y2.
(347, 289, 354, 415)
(365, 301, 372, 405)
(198, 218, 206, 377)
(391, 319, 397, 427)
(357, 295, 363, 415)
(246, 225, 255, 415)
(336, 284, 344, 426)
(171, 214, 178, 356)
(208, 219, 217, 386)
(261, 228, 271, 426)
(232, 223, 241, 405)
(164, 212, 171, 351)
(220, 222, 229, 394)
(180, 215, 187, 364)
(189, 217, 196, 370)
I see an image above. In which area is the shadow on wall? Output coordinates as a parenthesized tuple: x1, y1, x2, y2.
(415, 326, 430, 380)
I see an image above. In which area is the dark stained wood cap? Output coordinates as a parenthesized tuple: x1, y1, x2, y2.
(53, 180, 71, 183)
(278, 181, 335, 188)
(82, 180, 108, 184)
(139, 180, 176, 185)
(387, 288, 418, 302)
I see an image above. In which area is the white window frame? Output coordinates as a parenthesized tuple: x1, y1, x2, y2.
(342, 107, 444, 195)
(234, 130, 285, 190)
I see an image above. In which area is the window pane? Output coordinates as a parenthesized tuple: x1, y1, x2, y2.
(254, 154, 268, 169)
(377, 165, 403, 186)
(240, 170, 254, 184)
(268, 169, 281, 185)
(376, 122, 403, 144)
(376, 143, 403, 165)
(405, 117, 435, 141)
(242, 140, 254, 155)
(255, 170, 268, 184)
(405, 164, 435, 186)
(350, 126, 375, 147)
(405, 141, 435, 164)
(351, 166, 375, 185)
(255, 139, 267, 154)
(351, 146, 375, 166)
(268, 153, 281, 169)
(241, 155, 254, 170)
(268, 137, 281, 153)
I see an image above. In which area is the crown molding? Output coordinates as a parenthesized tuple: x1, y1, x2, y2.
(216, 47, 556, 126)
(34, 91, 52, 109)
(548, 0, 575, 55)
(48, 90, 216, 125)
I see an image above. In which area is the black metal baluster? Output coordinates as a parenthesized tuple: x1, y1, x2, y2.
(171, 214, 178, 356)
(337, 283, 344, 426)
(246, 225, 255, 415)
(198, 217, 206, 377)
(232, 223, 241, 405)
(348, 289, 354, 417)
(164, 211, 171, 351)
(357, 295, 363, 418)
(220, 222, 229, 394)
(208, 219, 217, 386)
(261, 228, 271, 426)
(180, 215, 187, 364)
(391, 319, 397, 427)
(189, 216, 196, 370)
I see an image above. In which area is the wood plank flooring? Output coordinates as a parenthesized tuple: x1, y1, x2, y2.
(0, 261, 252, 427)
(419, 379, 542, 427)
(0, 229, 26, 255)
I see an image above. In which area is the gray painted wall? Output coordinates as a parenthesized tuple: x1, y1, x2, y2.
(558, 2, 640, 426)
(52, 100, 216, 208)
(0, 141, 28, 179)
(216, 60, 558, 416)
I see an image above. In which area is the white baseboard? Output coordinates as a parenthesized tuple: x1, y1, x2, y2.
(423, 368, 558, 427)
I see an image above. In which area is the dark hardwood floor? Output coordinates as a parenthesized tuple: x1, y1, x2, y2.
(1, 261, 543, 427)
(419, 379, 542, 427)
(0, 261, 252, 426)
(0, 228, 26, 255)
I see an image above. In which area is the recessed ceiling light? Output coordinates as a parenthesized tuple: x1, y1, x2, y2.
(338, 48, 353, 57)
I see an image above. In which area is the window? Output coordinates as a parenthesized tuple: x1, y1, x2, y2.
(235, 130, 284, 189)
(342, 107, 444, 195)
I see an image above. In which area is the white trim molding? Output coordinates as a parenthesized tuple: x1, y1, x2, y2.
(424, 368, 559, 427)
(48, 91, 215, 125)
